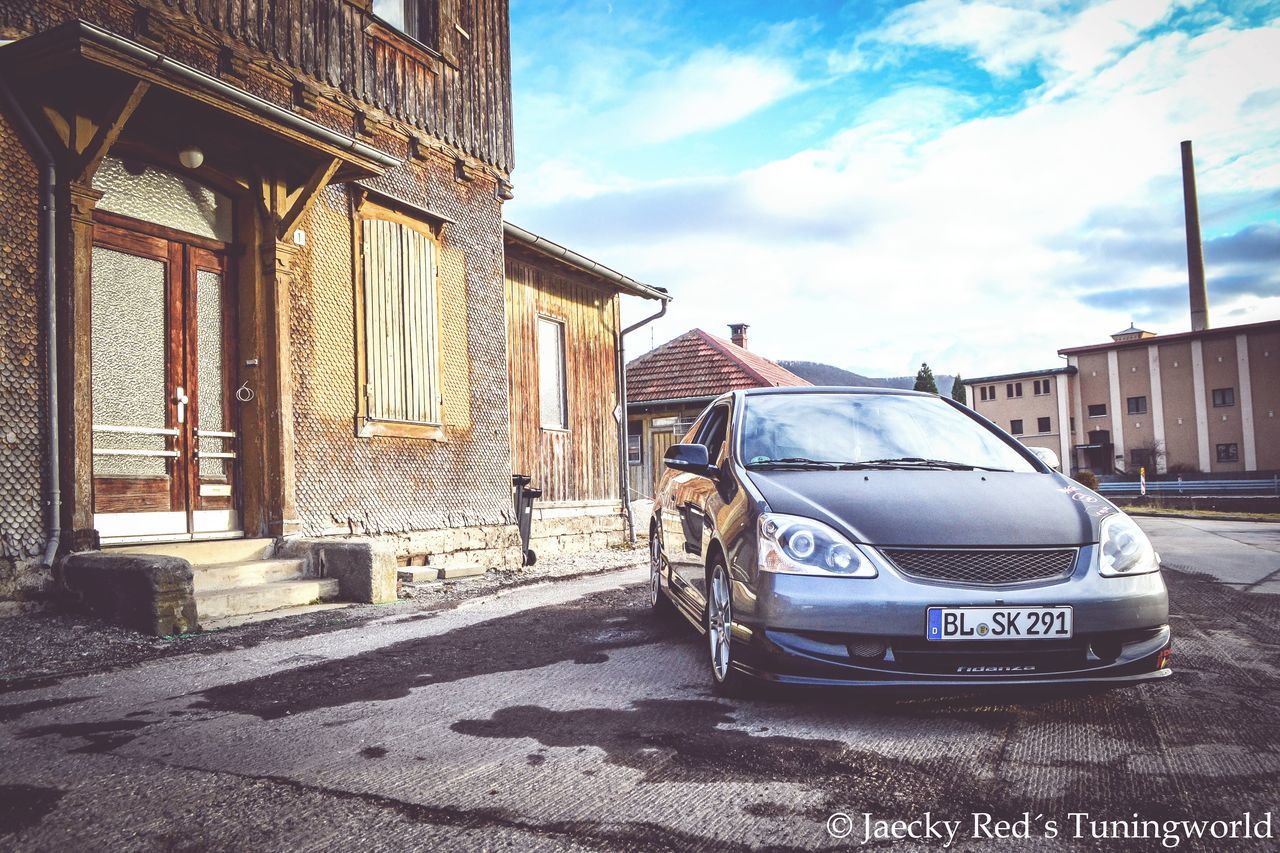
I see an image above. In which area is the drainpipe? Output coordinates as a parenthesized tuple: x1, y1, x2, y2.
(616, 297, 669, 544)
(0, 79, 60, 566)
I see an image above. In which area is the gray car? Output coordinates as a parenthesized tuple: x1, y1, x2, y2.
(648, 387, 1172, 694)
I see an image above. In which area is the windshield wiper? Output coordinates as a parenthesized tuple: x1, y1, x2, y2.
(855, 457, 1013, 472)
(745, 457, 841, 470)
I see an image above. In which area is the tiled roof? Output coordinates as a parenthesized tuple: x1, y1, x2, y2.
(626, 329, 811, 404)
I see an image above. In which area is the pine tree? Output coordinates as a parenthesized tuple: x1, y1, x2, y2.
(913, 362, 938, 394)
(951, 374, 967, 405)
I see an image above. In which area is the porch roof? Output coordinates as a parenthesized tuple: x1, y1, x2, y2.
(0, 19, 400, 181)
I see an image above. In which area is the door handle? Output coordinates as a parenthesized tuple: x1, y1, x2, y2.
(173, 386, 189, 424)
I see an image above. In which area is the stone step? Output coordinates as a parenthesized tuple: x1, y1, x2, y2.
(196, 578, 341, 622)
(200, 602, 352, 632)
(192, 559, 306, 594)
(109, 537, 275, 567)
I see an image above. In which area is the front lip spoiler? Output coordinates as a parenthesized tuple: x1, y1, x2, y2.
(731, 662, 1173, 689)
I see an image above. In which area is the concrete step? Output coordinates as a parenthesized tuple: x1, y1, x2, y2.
(196, 578, 340, 622)
(200, 602, 352, 632)
(192, 559, 306, 594)
(109, 537, 275, 567)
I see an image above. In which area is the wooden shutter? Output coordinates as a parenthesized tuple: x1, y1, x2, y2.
(363, 218, 440, 425)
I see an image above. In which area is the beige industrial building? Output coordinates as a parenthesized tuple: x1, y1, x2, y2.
(968, 318, 1280, 476)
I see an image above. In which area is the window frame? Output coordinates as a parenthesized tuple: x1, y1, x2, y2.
(626, 431, 642, 466)
(1037, 416, 1051, 434)
(1216, 443, 1239, 463)
(1010, 419, 1024, 435)
(1211, 387, 1235, 408)
(1087, 403, 1107, 418)
(1127, 396, 1148, 415)
(537, 314, 569, 431)
(354, 196, 446, 441)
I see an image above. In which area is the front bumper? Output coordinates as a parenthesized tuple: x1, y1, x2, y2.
(732, 623, 1172, 688)
(729, 544, 1172, 687)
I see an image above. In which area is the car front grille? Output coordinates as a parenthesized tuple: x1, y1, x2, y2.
(881, 547, 1078, 585)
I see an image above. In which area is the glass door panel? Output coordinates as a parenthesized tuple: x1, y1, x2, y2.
(90, 241, 186, 539)
(190, 252, 239, 536)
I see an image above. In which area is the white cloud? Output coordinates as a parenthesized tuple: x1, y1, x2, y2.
(535, 17, 1280, 377)
(865, 0, 1184, 94)
(613, 48, 803, 144)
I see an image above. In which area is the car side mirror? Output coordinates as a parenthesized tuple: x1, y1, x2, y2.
(665, 443, 713, 476)
(1029, 446, 1060, 471)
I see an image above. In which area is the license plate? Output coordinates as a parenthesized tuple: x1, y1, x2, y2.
(926, 606, 1072, 641)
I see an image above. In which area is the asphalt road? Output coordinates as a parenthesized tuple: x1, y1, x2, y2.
(1, 526, 1279, 851)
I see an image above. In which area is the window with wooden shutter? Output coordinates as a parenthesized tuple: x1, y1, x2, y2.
(359, 210, 442, 437)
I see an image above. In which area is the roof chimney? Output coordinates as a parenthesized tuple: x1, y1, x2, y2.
(1181, 140, 1210, 332)
(728, 323, 749, 350)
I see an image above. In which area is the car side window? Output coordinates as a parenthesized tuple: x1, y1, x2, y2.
(697, 405, 730, 465)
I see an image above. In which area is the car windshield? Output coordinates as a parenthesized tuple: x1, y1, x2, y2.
(739, 393, 1037, 473)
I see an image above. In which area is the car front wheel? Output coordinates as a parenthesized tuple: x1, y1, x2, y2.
(707, 557, 753, 696)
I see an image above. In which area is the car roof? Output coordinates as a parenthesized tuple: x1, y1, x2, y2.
(734, 385, 936, 399)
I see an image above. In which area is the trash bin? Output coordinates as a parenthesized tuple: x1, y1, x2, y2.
(512, 474, 542, 567)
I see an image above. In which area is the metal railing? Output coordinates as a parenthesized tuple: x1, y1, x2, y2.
(1097, 476, 1280, 496)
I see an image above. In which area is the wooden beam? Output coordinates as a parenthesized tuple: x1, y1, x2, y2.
(277, 157, 341, 240)
(74, 80, 150, 183)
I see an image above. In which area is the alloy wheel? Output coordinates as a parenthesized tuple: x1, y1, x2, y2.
(708, 562, 732, 682)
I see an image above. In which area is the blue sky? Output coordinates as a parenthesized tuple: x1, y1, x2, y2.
(505, 0, 1280, 377)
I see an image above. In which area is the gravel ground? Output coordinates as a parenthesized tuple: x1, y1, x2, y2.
(0, 546, 646, 692)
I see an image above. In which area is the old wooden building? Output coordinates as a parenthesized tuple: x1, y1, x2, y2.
(0, 0, 667, 628)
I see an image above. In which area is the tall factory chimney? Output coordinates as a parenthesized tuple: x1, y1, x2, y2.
(1181, 140, 1210, 332)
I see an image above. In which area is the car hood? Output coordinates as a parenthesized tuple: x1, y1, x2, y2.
(745, 469, 1108, 547)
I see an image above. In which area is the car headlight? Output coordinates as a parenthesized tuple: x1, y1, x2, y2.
(1098, 512, 1159, 576)
(758, 513, 877, 578)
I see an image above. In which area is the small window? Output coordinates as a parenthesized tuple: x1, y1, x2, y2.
(1033, 379, 1051, 396)
(1088, 403, 1107, 417)
(1007, 383, 1023, 399)
(373, 0, 415, 33)
(1127, 396, 1147, 415)
(627, 432, 642, 465)
(1010, 419, 1024, 435)
(1212, 387, 1235, 408)
(538, 317, 567, 429)
(361, 212, 441, 431)
(1037, 416, 1051, 433)
(979, 386, 988, 402)
(1216, 443, 1239, 463)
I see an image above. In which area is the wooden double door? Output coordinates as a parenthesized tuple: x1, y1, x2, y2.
(90, 215, 241, 542)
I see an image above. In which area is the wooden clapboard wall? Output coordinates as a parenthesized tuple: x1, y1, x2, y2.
(154, 0, 514, 173)
(505, 249, 621, 504)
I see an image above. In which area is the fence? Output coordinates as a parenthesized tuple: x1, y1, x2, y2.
(1097, 476, 1280, 497)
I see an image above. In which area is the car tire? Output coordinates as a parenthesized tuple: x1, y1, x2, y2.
(649, 525, 675, 618)
(706, 556, 754, 697)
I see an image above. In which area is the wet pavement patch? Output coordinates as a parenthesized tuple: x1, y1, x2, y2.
(17, 718, 153, 755)
(0, 784, 64, 837)
(0, 696, 95, 723)
(193, 585, 671, 720)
